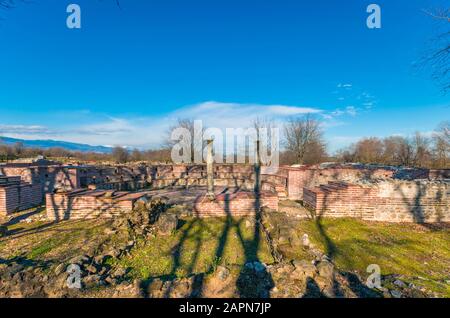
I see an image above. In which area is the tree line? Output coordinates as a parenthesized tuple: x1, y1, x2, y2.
(335, 122, 450, 169)
(1, 118, 448, 169)
(0, 142, 171, 164)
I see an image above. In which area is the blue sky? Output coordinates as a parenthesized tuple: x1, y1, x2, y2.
(0, 0, 448, 152)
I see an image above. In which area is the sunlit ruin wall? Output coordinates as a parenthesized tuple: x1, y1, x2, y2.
(1, 159, 449, 223)
(275, 165, 395, 200)
(303, 180, 449, 223)
(0, 176, 41, 216)
(46, 190, 148, 221)
(193, 191, 279, 217)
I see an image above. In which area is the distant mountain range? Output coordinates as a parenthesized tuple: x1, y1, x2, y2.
(0, 136, 112, 153)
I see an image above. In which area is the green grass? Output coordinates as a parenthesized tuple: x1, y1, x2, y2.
(293, 218, 450, 296)
(118, 217, 274, 280)
(2, 210, 449, 297)
(1, 218, 125, 264)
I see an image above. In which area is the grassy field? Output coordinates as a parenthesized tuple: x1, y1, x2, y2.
(117, 217, 274, 280)
(0, 212, 127, 265)
(1, 210, 449, 297)
(293, 218, 450, 297)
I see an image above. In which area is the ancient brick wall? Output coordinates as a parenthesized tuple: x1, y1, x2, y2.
(281, 166, 395, 200)
(303, 180, 449, 223)
(426, 170, 450, 180)
(46, 190, 146, 221)
(0, 176, 42, 216)
(193, 191, 279, 217)
(0, 165, 82, 197)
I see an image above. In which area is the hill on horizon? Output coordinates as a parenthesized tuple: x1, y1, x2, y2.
(0, 136, 112, 153)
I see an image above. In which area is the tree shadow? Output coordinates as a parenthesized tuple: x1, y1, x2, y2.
(138, 163, 275, 298)
(3, 206, 44, 227)
(310, 187, 382, 298)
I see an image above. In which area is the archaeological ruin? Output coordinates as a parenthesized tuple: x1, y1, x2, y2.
(0, 156, 448, 223)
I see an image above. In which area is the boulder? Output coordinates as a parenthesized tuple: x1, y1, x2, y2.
(292, 260, 317, 279)
(393, 279, 406, 288)
(315, 276, 335, 297)
(82, 274, 102, 289)
(155, 213, 178, 235)
(390, 289, 402, 298)
(85, 264, 98, 274)
(316, 260, 334, 280)
(302, 234, 311, 248)
(216, 266, 230, 281)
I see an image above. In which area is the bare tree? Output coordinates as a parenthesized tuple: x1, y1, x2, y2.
(111, 146, 129, 163)
(166, 118, 204, 162)
(283, 115, 326, 164)
(336, 126, 447, 168)
(252, 116, 279, 162)
(432, 121, 450, 168)
(130, 148, 143, 162)
(353, 137, 384, 164)
(396, 137, 415, 166)
(410, 132, 432, 167)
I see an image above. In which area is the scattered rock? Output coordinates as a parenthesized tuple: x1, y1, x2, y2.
(54, 263, 66, 276)
(316, 260, 334, 280)
(302, 234, 310, 248)
(315, 276, 334, 297)
(155, 213, 178, 235)
(83, 274, 101, 288)
(104, 228, 117, 235)
(393, 279, 406, 288)
(111, 267, 127, 278)
(292, 260, 317, 279)
(309, 248, 324, 260)
(390, 290, 402, 298)
(69, 255, 90, 266)
(85, 264, 98, 274)
(216, 266, 230, 281)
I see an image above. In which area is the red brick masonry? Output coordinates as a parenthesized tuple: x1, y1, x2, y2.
(194, 190, 279, 217)
(0, 176, 41, 216)
(278, 165, 395, 200)
(303, 180, 449, 223)
(46, 189, 148, 221)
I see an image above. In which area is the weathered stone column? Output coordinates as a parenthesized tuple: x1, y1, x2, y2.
(206, 139, 215, 199)
(254, 140, 261, 194)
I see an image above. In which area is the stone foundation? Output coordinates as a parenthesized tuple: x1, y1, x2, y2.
(46, 190, 149, 221)
(279, 165, 395, 200)
(0, 176, 42, 216)
(3, 160, 448, 223)
(194, 190, 279, 217)
(303, 180, 449, 223)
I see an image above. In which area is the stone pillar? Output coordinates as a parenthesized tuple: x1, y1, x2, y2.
(254, 140, 261, 194)
(206, 139, 215, 199)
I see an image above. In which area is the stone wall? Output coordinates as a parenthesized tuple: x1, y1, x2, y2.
(193, 190, 279, 217)
(303, 180, 449, 223)
(46, 190, 148, 221)
(0, 164, 82, 198)
(279, 165, 395, 200)
(0, 176, 42, 216)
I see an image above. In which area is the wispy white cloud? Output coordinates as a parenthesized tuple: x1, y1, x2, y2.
(0, 124, 54, 135)
(337, 83, 353, 90)
(0, 101, 324, 148)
